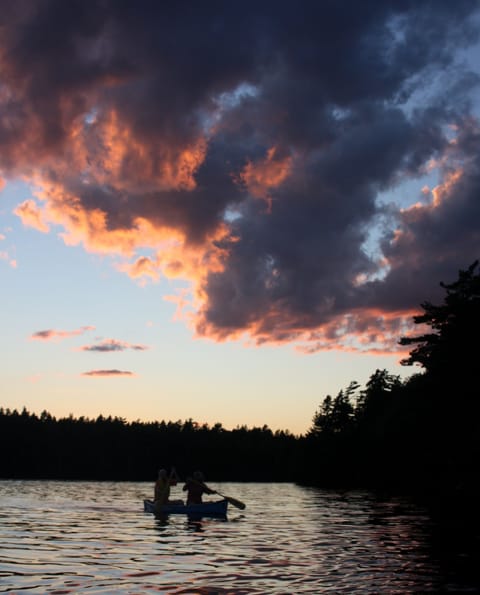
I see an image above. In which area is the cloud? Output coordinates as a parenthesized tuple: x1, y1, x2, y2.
(237, 146, 293, 211)
(0, 250, 17, 268)
(0, 232, 17, 267)
(81, 369, 136, 377)
(14, 199, 50, 233)
(30, 326, 95, 341)
(116, 256, 161, 282)
(2, 1, 480, 353)
(79, 338, 149, 352)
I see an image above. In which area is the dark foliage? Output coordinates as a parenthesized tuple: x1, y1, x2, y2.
(399, 260, 480, 384)
(0, 410, 299, 482)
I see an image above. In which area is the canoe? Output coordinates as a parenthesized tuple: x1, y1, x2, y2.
(143, 498, 228, 516)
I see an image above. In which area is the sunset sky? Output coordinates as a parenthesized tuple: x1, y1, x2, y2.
(1, 1, 480, 435)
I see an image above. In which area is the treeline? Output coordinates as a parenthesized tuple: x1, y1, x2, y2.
(1, 262, 479, 497)
(0, 411, 299, 481)
(299, 261, 480, 501)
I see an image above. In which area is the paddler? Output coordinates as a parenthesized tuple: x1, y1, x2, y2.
(154, 467, 179, 507)
(182, 471, 215, 505)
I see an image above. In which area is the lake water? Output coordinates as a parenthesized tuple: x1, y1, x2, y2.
(0, 480, 478, 594)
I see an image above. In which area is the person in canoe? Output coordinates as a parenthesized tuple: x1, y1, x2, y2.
(154, 468, 179, 507)
(182, 471, 216, 505)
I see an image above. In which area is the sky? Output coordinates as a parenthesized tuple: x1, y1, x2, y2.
(1, 1, 480, 435)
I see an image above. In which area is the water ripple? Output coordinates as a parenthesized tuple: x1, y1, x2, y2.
(0, 481, 479, 593)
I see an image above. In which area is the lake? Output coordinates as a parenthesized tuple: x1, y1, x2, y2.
(0, 480, 478, 593)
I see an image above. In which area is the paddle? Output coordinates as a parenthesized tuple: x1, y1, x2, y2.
(212, 489, 246, 510)
(189, 477, 246, 510)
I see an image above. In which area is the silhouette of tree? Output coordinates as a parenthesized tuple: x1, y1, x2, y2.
(301, 261, 480, 497)
(355, 369, 401, 421)
(310, 395, 333, 436)
(0, 407, 300, 481)
(399, 260, 480, 388)
(310, 383, 356, 437)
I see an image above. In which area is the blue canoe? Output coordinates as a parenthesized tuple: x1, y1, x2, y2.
(143, 499, 228, 516)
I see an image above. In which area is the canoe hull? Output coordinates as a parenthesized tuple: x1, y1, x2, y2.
(143, 499, 228, 516)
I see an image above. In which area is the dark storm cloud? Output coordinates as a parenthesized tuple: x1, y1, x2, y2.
(3, 0, 480, 350)
(370, 118, 480, 309)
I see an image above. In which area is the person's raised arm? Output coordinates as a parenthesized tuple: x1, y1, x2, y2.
(168, 467, 179, 486)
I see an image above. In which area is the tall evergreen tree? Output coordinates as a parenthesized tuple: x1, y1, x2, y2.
(399, 261, 480, 389)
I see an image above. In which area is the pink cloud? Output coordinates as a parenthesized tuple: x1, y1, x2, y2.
(81, 369, 136, 377)
(0, 250, 16, 268)
(30, 326, 95, 341)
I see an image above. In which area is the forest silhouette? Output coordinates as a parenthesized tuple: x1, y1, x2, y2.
(1, 261, 479, 502)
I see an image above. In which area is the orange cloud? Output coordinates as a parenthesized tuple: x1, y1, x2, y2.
(28, 173, 231, 296)
(195, 305, 418, 356)
(0, 0, 477, 364)
(117, 255, 161, 282)
(78, 108, 208, 193)
(14, 199, 50, 232)
(13, 163, 233, 336)
(111, 223, 231, 322)
(8, 100, 214, 265)
(31, 182, 149, 256)
(238, 146, 292, 210)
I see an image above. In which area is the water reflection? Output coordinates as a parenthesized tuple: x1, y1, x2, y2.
(0, 481, 478, 593)
(152, 513, 233, 534)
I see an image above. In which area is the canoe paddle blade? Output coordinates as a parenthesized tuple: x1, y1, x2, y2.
(218, 493, 246, 510)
